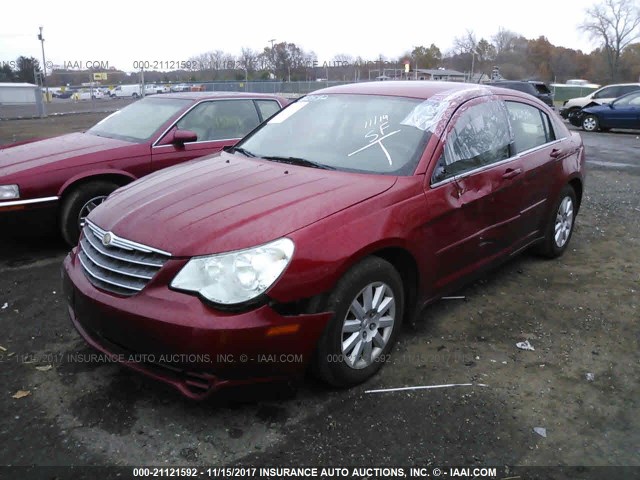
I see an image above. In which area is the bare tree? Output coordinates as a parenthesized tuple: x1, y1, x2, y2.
(238, 47, 258, 72)
(452, 29, 478, 54)
(580, 0, 640, 81)
(492, 27, 519, 55)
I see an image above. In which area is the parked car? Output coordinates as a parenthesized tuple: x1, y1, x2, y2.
(154, 85, 170, 94)
(56, 89, 76, 99)
(72, 89, 104, 100)
(170, 83, 190, 92)
(569, 90, 640, 132)
(0, 92, 288, 245)
(62, 81, 586, 399)
(559, 83, 640, 119)
(485, 80, 554, 107)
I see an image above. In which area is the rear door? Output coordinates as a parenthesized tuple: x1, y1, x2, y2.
(151, 99, 265, 172)
(426, 97, 524, 288)
(504, 99, 564, 247)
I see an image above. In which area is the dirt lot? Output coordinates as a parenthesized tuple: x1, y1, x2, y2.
(0, 115, 639, 478)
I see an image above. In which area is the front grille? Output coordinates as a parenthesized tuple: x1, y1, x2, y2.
(78, 221, 171, 296)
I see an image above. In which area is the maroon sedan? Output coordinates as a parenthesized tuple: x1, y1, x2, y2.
(0, 92, 287, 245)
(62, 81, 586, 399)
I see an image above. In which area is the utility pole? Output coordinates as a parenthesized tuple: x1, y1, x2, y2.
(37, 26, 50, 102)
(268, 39, 276, 80)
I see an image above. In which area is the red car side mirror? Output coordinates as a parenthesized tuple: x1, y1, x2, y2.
(172, 129, 198, 145)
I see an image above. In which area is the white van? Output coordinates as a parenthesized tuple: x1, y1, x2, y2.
(110, 84, 143, 98)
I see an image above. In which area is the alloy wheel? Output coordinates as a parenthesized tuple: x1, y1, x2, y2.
(78, 195, 108, 230)
(554, 196, 574, 248)
(341, 281, 396, 369)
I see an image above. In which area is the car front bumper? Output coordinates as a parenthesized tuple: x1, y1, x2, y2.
(62, 251, 332, 400)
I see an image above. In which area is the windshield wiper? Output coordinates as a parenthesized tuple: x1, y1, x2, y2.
(261, 156, 336, 170)
(228, 146, 256, 157)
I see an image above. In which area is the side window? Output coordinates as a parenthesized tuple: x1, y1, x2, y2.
(593, 87, 616, 99)
(433, 99, 511, 182)
(620, 85, 640, 96)
(176, 100, 260, 142)
(255, 100, 281, 121)
(176, 102, 216, 142)
(506, 102, 550, 153)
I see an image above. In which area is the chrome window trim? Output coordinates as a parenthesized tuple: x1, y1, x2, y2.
(0, 196, 59, 207)
(151, 98, 285, 148)
(429, 138, 563, 189)
(86, 220, 172, 257)
(152, 136, 241, 148)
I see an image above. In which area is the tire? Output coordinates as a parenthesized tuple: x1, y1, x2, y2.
(313, 257, 404, 387)
(534, 185, 577, 258)
(132, 93, 139, 99)
(59, 181, 120, 246)
(582, 114, 600, 132)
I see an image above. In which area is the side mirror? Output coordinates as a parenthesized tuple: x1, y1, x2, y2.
(608, 103, 614, 109)
(172, 129, 198, 145)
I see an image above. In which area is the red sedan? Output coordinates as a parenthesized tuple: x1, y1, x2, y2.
(0, 92, 287, 244)
(62, 81, 586, 399)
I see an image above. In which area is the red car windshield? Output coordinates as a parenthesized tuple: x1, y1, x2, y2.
(237, 94, 432, 176)
(88, 97, 192, 142)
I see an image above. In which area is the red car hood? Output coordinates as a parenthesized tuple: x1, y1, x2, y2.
(90, 152, 397, 257)
(0, 132, 137, 177)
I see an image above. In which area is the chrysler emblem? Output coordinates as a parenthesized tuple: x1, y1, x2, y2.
(102, 232, 113, 246)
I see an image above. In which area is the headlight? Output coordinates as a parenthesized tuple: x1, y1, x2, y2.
(170, 238, 294, 306)
(0, 185, 20, 200)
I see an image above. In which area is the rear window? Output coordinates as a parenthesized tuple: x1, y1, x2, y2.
(619, 85, 640, 96)
(532, 83, 551, 95)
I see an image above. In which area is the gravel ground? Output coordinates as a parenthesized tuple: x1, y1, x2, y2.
(0, 116, 638, 478)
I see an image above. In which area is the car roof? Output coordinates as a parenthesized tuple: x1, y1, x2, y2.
(311, 80, 546, 106)
(312, 80, 496, 100)
(598, 83, 640, 88)
(158, 92, 285, 101)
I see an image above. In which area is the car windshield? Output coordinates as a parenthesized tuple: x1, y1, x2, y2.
(87, 97, 192, 142)
(236, 94, 432, 176)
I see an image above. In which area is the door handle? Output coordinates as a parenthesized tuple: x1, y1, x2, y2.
(550, 148, 565, 158)
(502, 168, 522, 180)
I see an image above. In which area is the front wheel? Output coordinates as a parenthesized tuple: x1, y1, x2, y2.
(534, 185, 577, 258)
(582, 114, 600, 132)
(59, 181, 120, 246)
(313, 257, 404, 387)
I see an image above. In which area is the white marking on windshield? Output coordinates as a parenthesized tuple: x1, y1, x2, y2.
(348, 122, 401, 165)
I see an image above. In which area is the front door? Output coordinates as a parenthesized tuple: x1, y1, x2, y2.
(425, 97, 523, 289)
(151, 99, 264, 172)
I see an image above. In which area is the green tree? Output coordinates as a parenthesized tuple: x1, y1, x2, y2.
(410, 44, 442, 69)
(0, 64, 15, 82)
(15, 56, 41, 83)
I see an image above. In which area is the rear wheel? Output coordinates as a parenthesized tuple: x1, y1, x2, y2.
(132, 93, 139, 99)
(313, 257, 403, 387)
(534, 185, 577, 258)
(582, 114, 599, 132)
(59, 180, 120, 246)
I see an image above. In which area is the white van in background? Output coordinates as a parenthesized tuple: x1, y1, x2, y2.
(110, 84, 142, 98)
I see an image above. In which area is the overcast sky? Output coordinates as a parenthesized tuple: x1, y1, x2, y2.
(1, 0, 602, 73)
